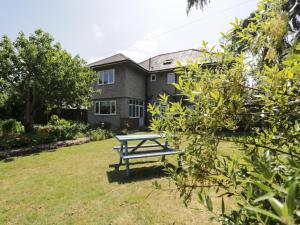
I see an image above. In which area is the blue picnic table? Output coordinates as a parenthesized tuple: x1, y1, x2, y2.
(114, 134, 183, 176)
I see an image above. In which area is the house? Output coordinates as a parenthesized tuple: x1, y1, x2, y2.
(88, 49, 201, 129)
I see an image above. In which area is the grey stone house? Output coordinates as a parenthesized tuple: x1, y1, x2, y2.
(88, 49, 201, 129)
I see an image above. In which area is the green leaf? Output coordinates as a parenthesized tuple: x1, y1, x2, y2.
(205, 195, 213, 212)
(210, 91, 219, 100)
(221, 197, 225, 215)
(245, 206, 282, 222)
(286, 181, 297, 216)
(251, 181, 273, 192)
(253, 192, 275, 203)
(268, 197, 283, 216)
(152, 181, 161, 189)
(198, 192, 204, 204)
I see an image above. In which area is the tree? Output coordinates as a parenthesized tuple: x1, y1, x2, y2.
(186, 0, 300, 41)
(186, 0, 210, 13)
(0, 29, 96, 132)
(149, 0, 300, 224)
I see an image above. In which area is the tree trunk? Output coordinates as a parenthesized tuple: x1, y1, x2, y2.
(24, 88, 34, 133)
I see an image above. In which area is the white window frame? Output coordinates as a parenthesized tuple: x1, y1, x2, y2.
(94, 100, 116, 115)
(97, 69, 115, 85)
(167, 73, 175, 84)
(129, 99, 144, 118)
(150, 74, 156, 82)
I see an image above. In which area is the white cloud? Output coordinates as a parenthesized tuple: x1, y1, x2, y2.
(92, 24, 103, 38)
(118, 30, 163, 62)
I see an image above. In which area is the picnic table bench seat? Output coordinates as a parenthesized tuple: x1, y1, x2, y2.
(113, 144, 165, 151)
(114, 147, 183, 159)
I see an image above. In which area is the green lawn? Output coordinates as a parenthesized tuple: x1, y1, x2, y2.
(0, 136, 238, 225)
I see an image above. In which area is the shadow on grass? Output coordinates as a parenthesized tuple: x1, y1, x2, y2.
(0, 149, 56, 163)
(107, 163, 176, 184)
(0, 138, 90, 162)
(2, 157, 14, 163)
(108, 160, 158, 168)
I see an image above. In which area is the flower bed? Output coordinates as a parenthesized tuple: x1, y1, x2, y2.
(0, 115, 114, 153)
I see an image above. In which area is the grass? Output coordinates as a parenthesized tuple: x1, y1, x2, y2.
(0, 135, 239, 225)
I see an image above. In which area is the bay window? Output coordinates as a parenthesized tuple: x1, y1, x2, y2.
(94, 100, 116, 115)
(129, 100, 144, 118)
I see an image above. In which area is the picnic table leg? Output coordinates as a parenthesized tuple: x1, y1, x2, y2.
(117, 144, 123, 170)
(124, 141, 130, 177)
(161, 140, 168, 162)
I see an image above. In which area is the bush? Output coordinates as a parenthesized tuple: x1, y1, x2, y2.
(73, 132, 86, 139)
(33, 126, 56, 144)
(45, 115, 90, 141)
(87, 129, 113, 141)
(0, 134, 33, 150)
(0, 115, 114, 150)
(48, 115, 71, 127)
(1, 119, 24, 136)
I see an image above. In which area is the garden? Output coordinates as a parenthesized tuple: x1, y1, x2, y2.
(0, 116, 113, 158)
(0, 133, 238, 225)
(0, 0, 299, 224)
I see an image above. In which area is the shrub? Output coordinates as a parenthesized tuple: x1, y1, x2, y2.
(48, 115, 71, 127)
(0, 134, 32, 150)
(1, 119, 24, 136)
(73, 132, 86, 139)
(0, 115, 114, 150)
(46, 115, 89, 141)
(34, 126, 56, 144)
(87, 129, 113, 141)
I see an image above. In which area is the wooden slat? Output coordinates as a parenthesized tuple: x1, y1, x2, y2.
(113, 144, 163, 150)
(122, 151, 176, 159)
(115, 134, 164, 141)
(121, 150, 184, 159)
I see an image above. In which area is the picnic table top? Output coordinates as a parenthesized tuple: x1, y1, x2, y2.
(115, 134, 164, 142)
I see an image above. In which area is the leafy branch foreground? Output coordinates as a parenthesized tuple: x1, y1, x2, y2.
(149, 0, 300, 224)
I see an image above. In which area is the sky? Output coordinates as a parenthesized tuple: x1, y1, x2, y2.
(0, 0, 258, 63)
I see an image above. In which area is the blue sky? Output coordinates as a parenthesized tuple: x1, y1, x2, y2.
(0, 0, 258, 63)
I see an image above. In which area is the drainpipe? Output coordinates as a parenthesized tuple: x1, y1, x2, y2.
(144, 57, 151, 126)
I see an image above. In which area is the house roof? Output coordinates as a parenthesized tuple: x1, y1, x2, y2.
(138, 49, 202, 72)
(88, 49, 203, 72)
(88, 53, 130, 67)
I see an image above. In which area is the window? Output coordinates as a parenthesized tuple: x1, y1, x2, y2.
(163, 59, 174, 65)
(129, 99, 144, 118)
(94, 100, 116, 115)
(167, 73, 175, 84)
(97, 69, 115, 85)
(150, 74, 156, 82)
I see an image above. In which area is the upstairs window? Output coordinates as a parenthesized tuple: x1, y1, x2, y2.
(98, 69, 115, 85)
(150, 74, 156, 82)
(167, 73, 175, 84)
(94, 100, 116, 115)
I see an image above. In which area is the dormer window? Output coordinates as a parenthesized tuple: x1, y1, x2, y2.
(163, 59, 174, 65)
(98, 69, 115, 85)
(150, 74, 156, 82)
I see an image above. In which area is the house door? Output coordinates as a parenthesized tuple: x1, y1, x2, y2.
(138, 102, 144, 127)
(139, 117, 144, 127)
